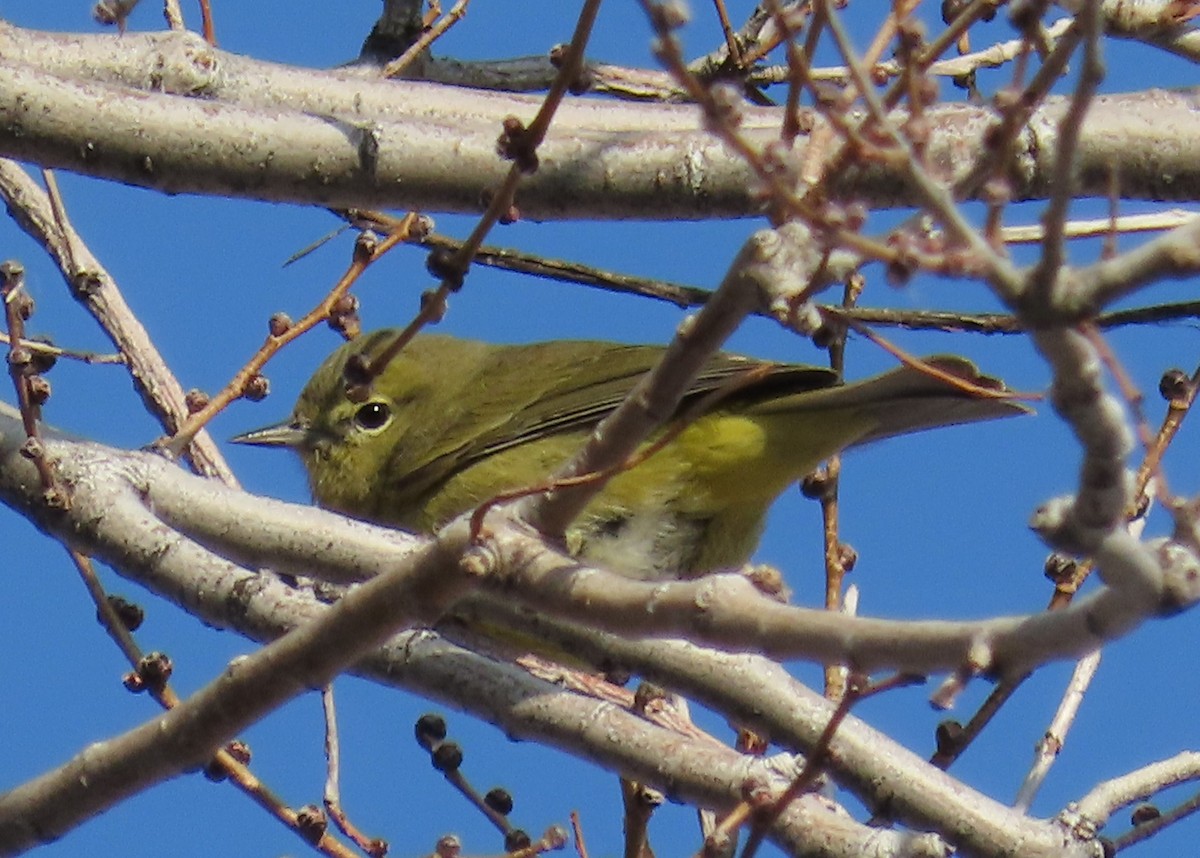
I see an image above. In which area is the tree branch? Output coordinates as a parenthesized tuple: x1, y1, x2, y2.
(0, 23, 1199, 218)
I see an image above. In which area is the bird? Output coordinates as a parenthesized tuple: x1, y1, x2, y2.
(233, 331, 1027, 581)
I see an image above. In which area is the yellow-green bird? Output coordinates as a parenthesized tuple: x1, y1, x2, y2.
(234, 331, 1026, 581)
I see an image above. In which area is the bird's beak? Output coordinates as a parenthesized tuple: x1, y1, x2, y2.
(230, 417, 310, 449)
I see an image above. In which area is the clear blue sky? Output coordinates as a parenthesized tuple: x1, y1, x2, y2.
(2, 3, 1199, 856)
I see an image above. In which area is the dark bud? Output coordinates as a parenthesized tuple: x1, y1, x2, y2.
(331, 313, 361, 340)
(415, 713, 448, 749)
(567, 67, 594, 96)
(431, 741, 463, 772)
(935, 719, 965, 756)
(434, 834, 462, 858)
(328, 294, 361, 339)
(7, 347, 32, 373)
(648, 0, 689, 30)
(354, 230, 379, 263)
(633, 682, 668, 713)
(503, 829, 532, 853)
(10, 289, 34, 321)
(941, 0, 968, 24)
(296, 804, 328, 844)
(93, 0, 136, 27)
(1159, 368, 1192, 404)
(203, 740, 251, 781)
(548, 43, 568, 66)
(496, 116, 539, 174)
(499, 204, 521, 225)
(484, 787, 514, 816)
(343, 353, 373, 388)
(601, 666, 632, 686)
(185, 389, 210, 414)
(106, 595, 144, 631)
(332, 294, 358, 318)
(122, 670, 146, 693)
(1043, 553, 1077, 584)
(26, 376, 49, 408)
(810, 323, 838, 350)
(425, 247, 463, 289)
(136, 651, 173, 690)
(885, 257, 916, 288)
(837, 542, 858, 573)
(268, 312, 293, 337)
(419, 288, 448, 320)
(799, 466, 834, 500)
(0, 259, 24, 288)
(345, 382, 372, 405)
(1131, 803, 1161, 825)
(27, 337, 57, 374)
(1008, 0, 1041, 32)
(243, 374, 270, 402)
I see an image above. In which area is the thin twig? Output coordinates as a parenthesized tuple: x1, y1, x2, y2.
(0, 160, 235, 483)
(323, 685, 387, 856)
(383, 0, 470, 78)
(160, 214, 421, 456)
(1012, 650, 1101, 811)
(361, 0, 604, 385)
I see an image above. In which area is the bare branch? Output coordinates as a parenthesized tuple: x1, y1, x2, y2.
(0, 24, 1199, 218)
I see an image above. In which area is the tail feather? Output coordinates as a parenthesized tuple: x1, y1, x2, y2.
(752, 355, 1030, 446)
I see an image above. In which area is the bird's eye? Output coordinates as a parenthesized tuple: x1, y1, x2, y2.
(353, 401, 392, 431)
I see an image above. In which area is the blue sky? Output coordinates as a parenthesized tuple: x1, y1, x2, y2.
(1, 3, 1199, 857)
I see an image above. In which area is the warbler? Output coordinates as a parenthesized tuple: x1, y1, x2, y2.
(234, 331, 1026, 581)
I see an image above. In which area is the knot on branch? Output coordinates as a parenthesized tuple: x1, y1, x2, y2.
(496, 117, 539, 174)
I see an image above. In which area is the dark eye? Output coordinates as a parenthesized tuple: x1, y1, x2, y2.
(353, 401, 392, 431)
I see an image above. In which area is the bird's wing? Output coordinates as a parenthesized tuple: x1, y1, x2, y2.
(464, 345, 838, 461)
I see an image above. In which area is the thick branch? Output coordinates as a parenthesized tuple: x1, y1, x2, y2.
(5, 406, 1198, 691)
(0, 24, 1199, 218)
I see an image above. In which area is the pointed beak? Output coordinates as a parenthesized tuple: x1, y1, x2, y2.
(230, 417, 310, 449)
